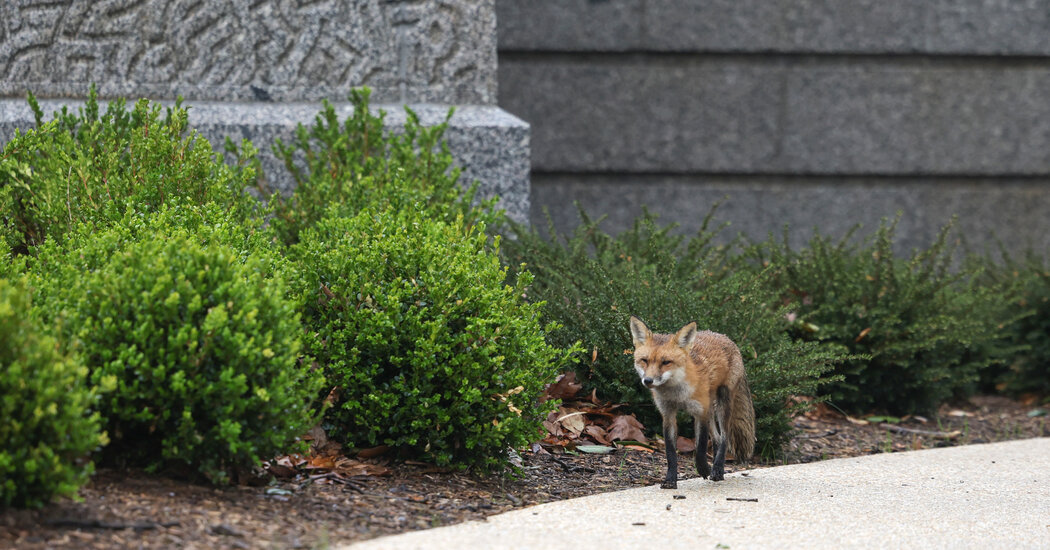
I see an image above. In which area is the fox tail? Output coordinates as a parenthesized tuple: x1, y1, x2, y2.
(729, 370, 757, 464)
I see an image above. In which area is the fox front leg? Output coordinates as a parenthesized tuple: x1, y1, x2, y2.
(661, 413, 678, 489)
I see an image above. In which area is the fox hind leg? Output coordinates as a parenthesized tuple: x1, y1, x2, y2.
(710, 385, 731, 481)
(694, 417, 710, 479)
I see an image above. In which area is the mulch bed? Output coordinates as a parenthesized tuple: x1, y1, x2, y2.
(2, 395, 1046, 549)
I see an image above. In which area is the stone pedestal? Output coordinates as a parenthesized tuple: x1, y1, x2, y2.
(0, 0, 529, 222)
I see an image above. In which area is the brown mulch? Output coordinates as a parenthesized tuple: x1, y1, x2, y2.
(2, 394, 1047, 549)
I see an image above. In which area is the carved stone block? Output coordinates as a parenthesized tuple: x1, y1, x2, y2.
(0, 0, 496, 104)
(0, 1, 528, 222)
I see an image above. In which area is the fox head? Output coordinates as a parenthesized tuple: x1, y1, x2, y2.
(629, 316, 697, 389)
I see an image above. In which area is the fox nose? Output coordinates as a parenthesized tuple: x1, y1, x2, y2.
(642, 377, 654, 387)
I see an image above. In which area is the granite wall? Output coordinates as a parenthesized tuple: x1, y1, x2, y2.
(1, 0, 529, 222)
(497, 1, 1050, 253)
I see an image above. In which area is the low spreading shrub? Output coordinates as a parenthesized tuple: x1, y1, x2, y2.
(0, 86, 259, 255)
(502, 208, 847, 457)
(30, 215, 322, 483)
(259, 88, 499, 245)
(748, 218, 1015, 415)
(0, 277, 102, 508)
(293, 207, 576, 471)
(973, 250, 1050, 397)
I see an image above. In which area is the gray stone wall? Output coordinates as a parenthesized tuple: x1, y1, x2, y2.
(1, 0, 530, 222)
(498, 1, 1050, 253)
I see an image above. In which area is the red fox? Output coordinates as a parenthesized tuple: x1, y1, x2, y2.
(629, 316, 756, 489)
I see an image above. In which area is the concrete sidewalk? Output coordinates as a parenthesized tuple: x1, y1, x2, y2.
(341, 438, 1050, 550)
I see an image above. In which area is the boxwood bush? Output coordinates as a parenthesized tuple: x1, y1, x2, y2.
(0, 239, 23, 278)
(30, 214, 321, 483)
(0, 87, 259, 256)
(1, 277, 103, 508)
(502, 208, 848, 457)
(293, 207, 576, 471)
(748, 218, 1016, 414)
(259, 88, 499, 245)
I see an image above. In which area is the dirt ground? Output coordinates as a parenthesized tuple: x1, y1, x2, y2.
(2, 395, 1047, 550)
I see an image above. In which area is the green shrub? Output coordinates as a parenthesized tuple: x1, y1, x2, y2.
(1, 277, 103, 508)
(0, 239, 23, 278)
(974, 250, 1050, 397)
(260, 88, 499, 245)
(293, 207, 575, 471)
(749, 217, 1015, 415)
(30, 216, 321, 483)
(502, 208, 847, 457)
(0, 86, 259, 255)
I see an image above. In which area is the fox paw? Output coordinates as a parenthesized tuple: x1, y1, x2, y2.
(697, 464, 711, 479)
(710, 470, 725, 482)
(660, 480, 678, 489)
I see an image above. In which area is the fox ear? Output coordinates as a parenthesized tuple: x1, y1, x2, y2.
(675, 322, 697, 349)
(629, 316, 651, 346)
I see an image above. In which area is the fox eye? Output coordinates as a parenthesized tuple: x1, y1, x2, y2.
(660, 359, 672, 366)
(639, 359, 648, 366)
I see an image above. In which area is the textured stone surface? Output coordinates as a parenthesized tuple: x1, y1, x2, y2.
(531, 175, 1050, 256)
(0, 0, 496, 104)
(499, 58, 782, 173)
(501, 58, 1050, 175)
(498, 0, 1050, 55)
(498, 1, 1050, 251)
(0, 99, 530, 223)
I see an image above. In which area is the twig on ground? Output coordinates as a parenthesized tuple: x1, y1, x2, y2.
(300, 471, 368, 492)
(726, 497, 758, 502)
(797, 429, 839, 439)
(879, 423, 961, 440)
(550, 455, 596, 473)
(45, 518, 179, 531)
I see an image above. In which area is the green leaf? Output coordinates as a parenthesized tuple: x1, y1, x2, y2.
(575, 445, 616, 454)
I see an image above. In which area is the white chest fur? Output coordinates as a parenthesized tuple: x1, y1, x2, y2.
(651, 370, 705, 419)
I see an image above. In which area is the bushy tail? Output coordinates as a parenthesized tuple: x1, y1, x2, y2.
(729, 372, 757, 464)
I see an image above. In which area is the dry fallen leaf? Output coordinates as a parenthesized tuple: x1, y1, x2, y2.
(558, 410, 586, 435)
(606, 414, 647, 444)
(584, 424, 613, 446)
(265, 461, 297, 479)
(356, 445, 390, 459)
(542, 372, 583, 403)
(323, 386, 341, 408)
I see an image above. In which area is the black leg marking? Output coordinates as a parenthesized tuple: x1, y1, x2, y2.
(661, 417, 678, 489)
(711, 385, 731, 481)
(695, 421, 710, 479)
(711, 437, 727, 481)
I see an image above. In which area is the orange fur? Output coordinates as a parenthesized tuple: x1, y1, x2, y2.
(630, 316, 756, 489)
